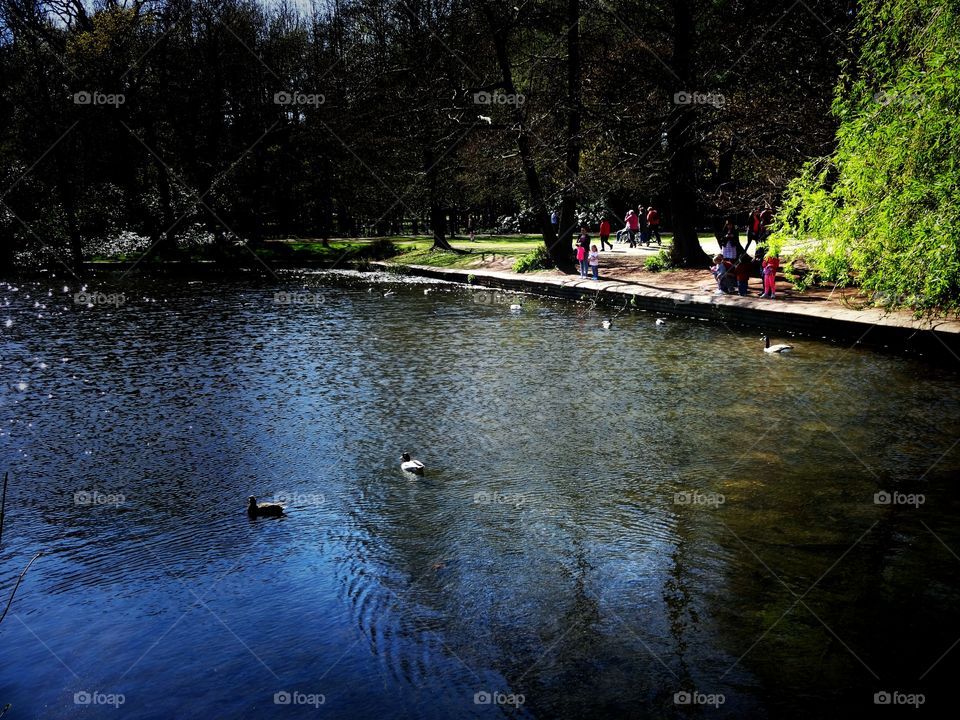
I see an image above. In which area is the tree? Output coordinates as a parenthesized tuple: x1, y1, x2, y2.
(775, 0, 960, 311)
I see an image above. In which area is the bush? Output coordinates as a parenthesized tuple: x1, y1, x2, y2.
(351, 238, 399, 261)
(512, 245, 554, 273)
(644, 249, 672, 272)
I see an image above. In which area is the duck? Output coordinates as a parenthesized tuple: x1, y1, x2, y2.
(655, 318, 666, 326)
(400, 452, 425, 475)
(247, 496, 284, 517)
(381, 289, 395, 298)
(509, 301, 523, 311)
(602, 319, 612, 329)
(763, 336, 794, 353)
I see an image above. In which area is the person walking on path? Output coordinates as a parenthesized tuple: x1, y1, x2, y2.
(761, 254, 780, 298)
(625, 210, 639, 247)
(576, 226, 591, 278)
(646, 206, 661, 245)
(588, 245, 600, 280)
(638, 206, 650, 246)
(599, 218, 612, 251)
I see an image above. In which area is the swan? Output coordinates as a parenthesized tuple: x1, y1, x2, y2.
(763, 336, 793, 353)
(602, 320, 612, 329)
(400, 452, 425, 475)
(247, 496, 284, 517)
(655, 318, 666, 326)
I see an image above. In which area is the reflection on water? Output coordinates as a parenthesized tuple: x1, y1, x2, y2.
(1, 272, 959, 718)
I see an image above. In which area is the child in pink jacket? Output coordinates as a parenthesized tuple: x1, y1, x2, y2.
(761, 256, 780, 298)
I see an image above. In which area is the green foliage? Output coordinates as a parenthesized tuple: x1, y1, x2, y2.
(644, 249, 673, 272)
(776, 0, 960, 312)
(467, 274, 476, 284)
(512, 245, 554, 273)
(350, 238, 399, 261)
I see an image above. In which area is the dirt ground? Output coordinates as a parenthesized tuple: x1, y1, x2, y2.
(463, 244, 882, 312)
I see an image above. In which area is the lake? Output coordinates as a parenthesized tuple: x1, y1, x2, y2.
(1, 271, 958, 718)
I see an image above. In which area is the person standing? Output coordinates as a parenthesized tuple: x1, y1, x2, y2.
(734, 254, 752, 296)
(761, 254, 779, 298)
(599, 218, 612, 251)
(588, 244, 600, 280)
(625, 210, 639, 247)
(638, 206, 650, 246)
(646, 206, 661, 245)
(576, 226, 591, 278)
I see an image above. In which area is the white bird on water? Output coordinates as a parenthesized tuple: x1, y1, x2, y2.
(400, 452, 425, 475)
(655, 318, 666, 326)
(602, 320, 612, 330)
(763, 336, 794, 353)
(510, 301, 523, 311)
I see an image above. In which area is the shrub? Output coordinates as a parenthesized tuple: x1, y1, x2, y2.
(644, 249, 672, 272)
(512, 245, 554, 273)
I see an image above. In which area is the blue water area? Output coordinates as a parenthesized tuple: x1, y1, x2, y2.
(0, 272, 959, 718)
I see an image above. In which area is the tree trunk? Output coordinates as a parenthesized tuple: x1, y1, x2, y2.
(668, 0, 710, 268)
(477, 0, 568, 270)
(425, 145, 454, 250)
(557, 0, 582, 256)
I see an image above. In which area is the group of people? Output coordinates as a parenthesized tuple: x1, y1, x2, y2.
(615, 206, 661, 247)
(711, 204, 779, 297)
(711, 253, 780, 298)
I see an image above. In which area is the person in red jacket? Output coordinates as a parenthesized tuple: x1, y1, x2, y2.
(646, 206, 661, 245)
(599, 218, 612, 251)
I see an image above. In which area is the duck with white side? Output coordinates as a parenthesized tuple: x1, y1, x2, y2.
(400, 452, 425, 475)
